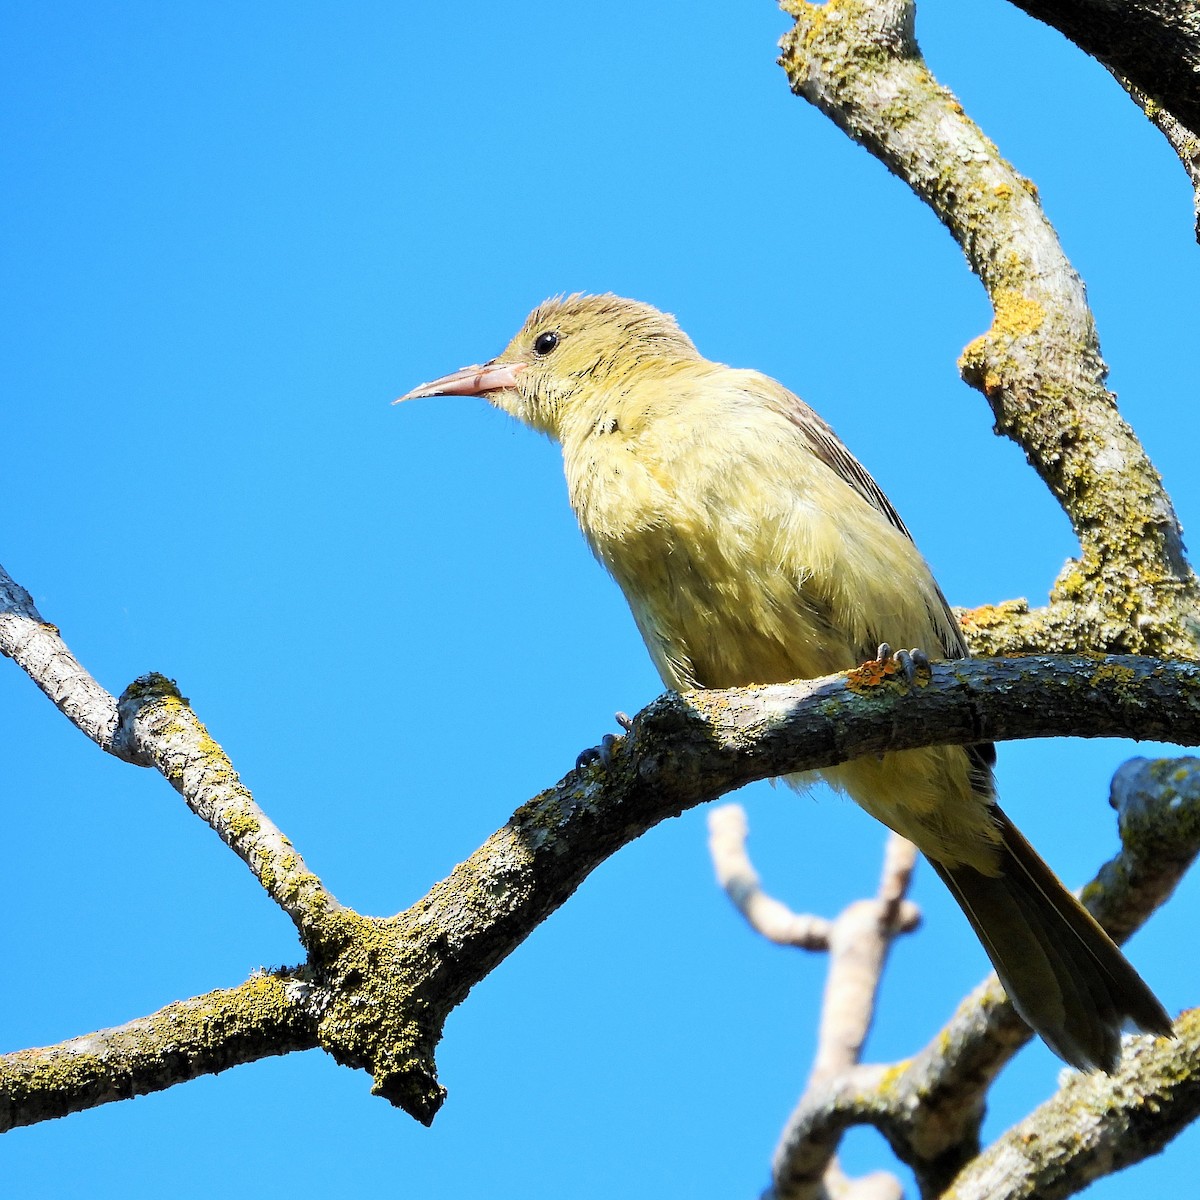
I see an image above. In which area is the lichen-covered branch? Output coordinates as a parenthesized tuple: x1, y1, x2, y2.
(1106, 66, 1200, 241)
(778, 0, 1200, 659)
(1, 559, 338, 937)
(666, 654, 1200, 771)
(767, 1066, 904, 1200)
(942, 1008, 1200, 1200)
(115, 673, 339, 939)
(0, 562, 126, 755)
(0, 971, 319, 1132)
(1002, 0, 1200, 137)
(6, 650, 1198, 1134)
(7, 544, 1200, 1139)
(1097, 756, 1200, 938)
(851, 755, 1200, 1196)
(392, 654, 1200, 1123)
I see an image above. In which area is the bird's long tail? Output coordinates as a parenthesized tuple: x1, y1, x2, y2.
(930, 805, 1173, 1072)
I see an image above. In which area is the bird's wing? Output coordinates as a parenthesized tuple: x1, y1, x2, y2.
(757, 374, 972, 662)
(783, 392, 915, 540)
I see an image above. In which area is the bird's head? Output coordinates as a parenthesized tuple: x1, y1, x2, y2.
(396, 294, 700, 441)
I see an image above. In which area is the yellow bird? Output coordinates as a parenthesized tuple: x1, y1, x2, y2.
(398, 293, 1172, 1071)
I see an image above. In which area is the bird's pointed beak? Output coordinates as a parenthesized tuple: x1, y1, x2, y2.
(394, 360, 526, 404)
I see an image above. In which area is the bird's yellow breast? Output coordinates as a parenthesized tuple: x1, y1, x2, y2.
(558, 365, 999, 871)
(562, 369, 954, 689)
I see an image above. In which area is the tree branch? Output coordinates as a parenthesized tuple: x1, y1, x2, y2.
(0, 971, 319, 1132)
(856, 755, 1200, 1195)
(943, 1008, 1200, 1200)
(708, 805, 835, 949)
(1106, 66, 1200, 241)
(1002, 0, 1200, 234)
(709, 810, 917, 1197)
(299, 654, 1200, 1125)
(0, 562, 338, 937)
(115, 673, 341, 940)
(777, 0, 1200, 658)
(760, 831, 919, 1200)
(7, 552, 1200, 1136)
(1002, 0, 1200, 138)
(728, 752, 1200, 1198)
(0, 564, 125, 755)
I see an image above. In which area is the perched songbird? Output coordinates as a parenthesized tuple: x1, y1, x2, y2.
(398, 293, 1172, 1071)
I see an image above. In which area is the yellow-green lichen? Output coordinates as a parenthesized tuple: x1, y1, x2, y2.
(958, 599, 1030, 635)
(991, 289, 1046, 338)
(226, 807, 261, 839)
(1090, 661, 1137, 688)
(874, 1059, 912, 1096)
(959, 290, 1047, 394)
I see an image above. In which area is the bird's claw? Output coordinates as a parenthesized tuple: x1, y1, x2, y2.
(576, 714, 632, 772)
(874, 643, 930, 684)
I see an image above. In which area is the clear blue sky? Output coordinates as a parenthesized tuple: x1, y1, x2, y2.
(3, 2, 1197, 1196)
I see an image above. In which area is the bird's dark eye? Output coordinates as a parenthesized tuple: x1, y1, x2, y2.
(533, 330, 560, 357)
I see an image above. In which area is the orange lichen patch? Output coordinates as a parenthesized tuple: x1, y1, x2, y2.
(958, 599, 1029, 633)
(846, 656, 908, 692)
(846, 660, 889, 689)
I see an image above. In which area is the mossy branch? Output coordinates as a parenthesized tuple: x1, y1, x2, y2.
(0, 971, 318, 1133)
(1002, 0, 1200, 143)
(778, 0, 1200, 659)
(1107, 65, 1200, 241)
(871, 755, 1200, 1196)
(942, 1007, 1200, 1200)
(116, 673, 339, 939)
(4, 634, 1200, 1134)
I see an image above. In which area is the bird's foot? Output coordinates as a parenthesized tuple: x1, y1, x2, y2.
(873, 643, 930, 684)
(575, 712, 634, 772)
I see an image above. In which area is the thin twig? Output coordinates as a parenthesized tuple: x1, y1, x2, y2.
(709, 811, 918, 1199)
(708, 805, 833, 948)
(0, 563, 125, 755)
(768, 836, 919, 1200)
